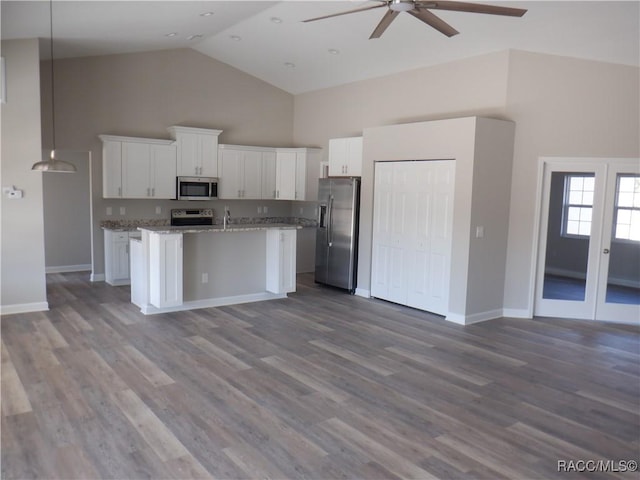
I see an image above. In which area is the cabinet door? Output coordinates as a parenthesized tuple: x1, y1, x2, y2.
(105, 230, 131, 285)
(345, 137, 363, 177)
(266, 229, 297, 294)
(102, 140, 123, 198)
(151, 144, 177, 199)
(242, 150, 263, 199)
(280, 230, 297, 293)
(149, 233, 183, 308)
(328, 138, 348, 177)
(218, 149, 243, 199)
(177, 133, 199, 176)
(275, 151, 297, 200)
(122, 142, 151, 198)
(262, 151, 277, 200)
(199, 134, 218, 177)
(295, 152, 307, 200)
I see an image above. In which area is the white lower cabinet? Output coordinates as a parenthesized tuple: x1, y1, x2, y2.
(149, 233, 183, 308)
(266, 229, 297, 294)
(104, 230, 141, 286)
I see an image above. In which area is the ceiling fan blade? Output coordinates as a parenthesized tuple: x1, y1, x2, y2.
(303, 3, 386, 23)
(416, 1, 527, 17)
(408, 9, 459, 37)
(370, 10, 400, 39)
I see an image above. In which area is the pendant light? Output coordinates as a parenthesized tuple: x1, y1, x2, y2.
(32, 0, 76, 173)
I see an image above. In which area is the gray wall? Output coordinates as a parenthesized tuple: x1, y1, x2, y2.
(43, 48, 296, 277)
(42, 150, 91, 271)
(293, 49, 640, 316)
(1, 39, 48, 313)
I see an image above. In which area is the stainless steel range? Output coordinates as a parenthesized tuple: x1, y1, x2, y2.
(170, 208, 214, 226)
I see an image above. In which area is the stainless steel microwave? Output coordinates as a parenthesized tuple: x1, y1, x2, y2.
(176, 177, 218, 200)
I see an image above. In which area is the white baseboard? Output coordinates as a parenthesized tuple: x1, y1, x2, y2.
(445, 308, 503, 325)
(355, 288, 370, 298)
(46, 264, 91, 274)
(90, 273, 105, 282)
(139, 292, 287, 315)
(0, 301, 49, 315)
(502, 308, 532, 319)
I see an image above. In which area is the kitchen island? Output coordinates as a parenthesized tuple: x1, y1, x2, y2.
(131, 224, 299, 314)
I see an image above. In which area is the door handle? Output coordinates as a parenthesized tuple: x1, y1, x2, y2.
(328, 195, 334, 247)
(603, 248, 610, 254)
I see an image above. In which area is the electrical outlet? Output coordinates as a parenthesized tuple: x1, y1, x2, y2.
(120, 207, 126, 215)
(106, 207, 113, 216)
(299, 207, 304, 215)
(263, 206, 268, 214)
(257, 206, 262, 214)
(155, 206, 162, 215)
(201, 273, 209, 284)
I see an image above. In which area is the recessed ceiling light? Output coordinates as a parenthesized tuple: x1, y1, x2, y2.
(328, 49, 340, 55)
(284, 62, 296, 68)
(187, 34, 203, 41)
(165, 32, 178, 37)
(270, 17, 283, 24)
(230, 35, 242, 41)
(200, 12, 214, 17)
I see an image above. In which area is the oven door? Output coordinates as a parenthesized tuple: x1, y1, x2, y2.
(177, 177, 214, 200)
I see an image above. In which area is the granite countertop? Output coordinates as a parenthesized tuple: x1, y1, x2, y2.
(102, 216, 316, 232)
(138, 223, 302, 234)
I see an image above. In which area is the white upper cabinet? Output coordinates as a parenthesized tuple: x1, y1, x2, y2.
(275, 150, 297, 200)
(275, 148, 322, 201)
(102, 138, 123, 198)
(100, 135, 176, 199)
(218, 145, 264, 199)
(167, 126, 223, 178)
(262, 150, 277, 200)
(328, 136, 363, 177)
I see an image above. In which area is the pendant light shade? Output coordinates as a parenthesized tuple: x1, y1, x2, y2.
(32, 150, 76, 173)
(32, 0, 76, 173)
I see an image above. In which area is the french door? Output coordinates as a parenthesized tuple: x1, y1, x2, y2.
(534, 158, 640, 324)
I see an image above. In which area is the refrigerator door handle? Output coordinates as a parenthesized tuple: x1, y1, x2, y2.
(328, 195, 334, 247)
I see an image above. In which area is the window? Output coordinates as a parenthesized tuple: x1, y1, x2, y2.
(563, 175, 594, 237)
(614, 175, 640, 241)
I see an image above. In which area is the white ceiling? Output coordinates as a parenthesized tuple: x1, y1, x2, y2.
(2, 1, 639, 94)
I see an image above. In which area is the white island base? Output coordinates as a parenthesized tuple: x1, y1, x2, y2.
(131, 225, 298, 315)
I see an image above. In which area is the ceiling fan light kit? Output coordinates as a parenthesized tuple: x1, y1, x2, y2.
(303, 0, 527, 39)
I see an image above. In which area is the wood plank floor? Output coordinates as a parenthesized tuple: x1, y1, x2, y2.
(2, 272, 639, 479)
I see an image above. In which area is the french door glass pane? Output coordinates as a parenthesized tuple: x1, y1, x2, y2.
(543, 172, 592, 300)
(605, 174, 640, 305)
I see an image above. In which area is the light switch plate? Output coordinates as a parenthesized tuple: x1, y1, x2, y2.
(106, 207, 113, 216)
(263, 206, 268, 214)
(475, 226, 484, 238)
(257, 206, 262, 214)
(119, 207, 126, 215)
(155, 206, 162, 215)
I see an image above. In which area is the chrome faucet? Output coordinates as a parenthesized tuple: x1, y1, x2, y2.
(223, 207, 231, 229)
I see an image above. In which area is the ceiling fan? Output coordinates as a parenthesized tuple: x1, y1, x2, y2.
(303, 0, 527, 39)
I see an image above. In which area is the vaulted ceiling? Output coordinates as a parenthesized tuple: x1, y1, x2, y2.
(2, 1, 639, 94)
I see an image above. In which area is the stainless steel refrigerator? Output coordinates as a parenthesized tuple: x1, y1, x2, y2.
(315, 178, 360, 293)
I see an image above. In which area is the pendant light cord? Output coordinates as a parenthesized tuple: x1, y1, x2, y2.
(49, 0, 56, 155)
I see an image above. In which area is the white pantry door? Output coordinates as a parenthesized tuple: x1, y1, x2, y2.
(371, 160, 455, 316)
